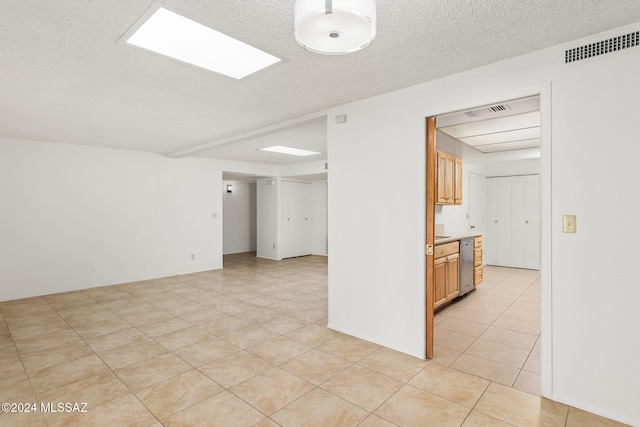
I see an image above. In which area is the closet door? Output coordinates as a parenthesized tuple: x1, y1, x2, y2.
(281, 181, 312, 259)
(484, 178, 500, 266)
(485, 175, 540, 270)
(511, 176, 527, 268)
(496, 176, 513, 267)
(523, 175, 540, 269)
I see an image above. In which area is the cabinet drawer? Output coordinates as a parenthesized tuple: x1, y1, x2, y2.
(474, 248, 482, 266)
(474, 266, 483, 285)
(474, 236, 483, 247)
(434, 241, 459, 258)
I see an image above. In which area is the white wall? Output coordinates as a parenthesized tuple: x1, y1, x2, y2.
(0, 137, 223, 301)
(328, 22, 640, 425)
(222, 180, 256, 255)
(484, 157, 541, 177)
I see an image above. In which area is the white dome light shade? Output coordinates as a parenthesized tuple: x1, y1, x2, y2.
(295, 0, 376, 55)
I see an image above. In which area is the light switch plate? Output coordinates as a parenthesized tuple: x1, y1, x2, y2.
(562, 215, 577, 233)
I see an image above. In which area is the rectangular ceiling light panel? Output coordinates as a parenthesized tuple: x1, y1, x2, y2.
(125, 7, 280, 79)
(460, 127, 540, 147)
(259, 145, 321, 157)
(475, 139, 541, 153)
(440, 111, 540, 139)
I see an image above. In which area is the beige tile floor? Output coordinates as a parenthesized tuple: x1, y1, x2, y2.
(0, 253, 629, 427)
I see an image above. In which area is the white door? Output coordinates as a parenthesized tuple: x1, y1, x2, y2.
(484, 177, 499, 265)
(511, 176, 526, 268)
(523, 175, 540, 269)
(281, 181, 312, 259)
(485, 175, 540, 269)
(469, 172, 485, 234)
(497, 176, 513, 267)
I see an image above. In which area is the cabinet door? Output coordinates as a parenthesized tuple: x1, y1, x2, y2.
(434, 257, 447, 309)
(454, 157, 463, 205)
(446, 254, 460, 300)
(436, 151, 448, 204)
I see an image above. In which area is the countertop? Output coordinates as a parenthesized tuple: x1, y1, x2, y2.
(434, 232, 483, 245)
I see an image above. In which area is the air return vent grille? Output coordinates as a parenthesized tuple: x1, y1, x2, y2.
(488, 104, 509, 113)
(565, 31, 639, 63)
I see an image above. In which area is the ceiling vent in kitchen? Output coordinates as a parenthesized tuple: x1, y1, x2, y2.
(463, 104, 511, 119)
(565, 31, 639, 64)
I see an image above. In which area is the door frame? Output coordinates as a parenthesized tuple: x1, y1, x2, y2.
(425, 117, 436, 359)
(423, 84, 552, 398)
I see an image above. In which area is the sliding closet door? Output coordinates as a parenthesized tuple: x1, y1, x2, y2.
(484, 178, 499, 266)
(497, 176, 513, 267)
(523, 174, 540, 269)
(485, 175, 540, 270)
(511, 176, 527, 268)
(281, 180, 312, 259)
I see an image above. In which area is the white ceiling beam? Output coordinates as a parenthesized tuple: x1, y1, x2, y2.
(165, 110, 327, 158)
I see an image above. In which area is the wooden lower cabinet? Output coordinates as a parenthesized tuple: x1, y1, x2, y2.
(474, 236, 483, 286)
(434, 242, 460, 310)
(434, 257, 447, 308)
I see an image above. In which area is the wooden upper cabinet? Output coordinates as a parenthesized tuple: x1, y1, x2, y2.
(436, 151, 462, 205)
(436, 151, 452, 204)
(454, 157, 463, 205)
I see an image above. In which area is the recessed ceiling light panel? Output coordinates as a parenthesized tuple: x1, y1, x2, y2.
(259, 145, 321, 157)
(124, 6, 281, 79)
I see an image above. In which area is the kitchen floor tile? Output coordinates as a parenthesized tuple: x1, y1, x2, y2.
(248, 336, 311, 365)
(174, 338, 240, 367)
(199, 351, 274, 388)
(280, 348, 352, 385)
(114, 353, 192, 391)
(162, 391, 264, 427)
(321, 365, 404, 412)
(319, 335, 381, 363)
(374, 384, 470, 427)
(135, 369, 224, 419)
(512, 369, 540, 396)
(565, 407, 630, 426)
(409, 363, 489, 408)
(475, 382, 568, 426)
(357, 347, 430, 382)
(271, 387, 369, 427)
(465, 339, 530, 369)
(450, 354, 519, 386)
(153, 326, 213, 351)
(479, 326, 538, 351)
(0, 256, 615, 426)
(98, 338, 168, 370)
(231, 367, 315, 415)
(220, 325, 278, 349)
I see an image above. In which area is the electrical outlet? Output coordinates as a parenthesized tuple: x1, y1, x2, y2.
(191, 254, 195, 260)
(272, 243, 276, 249)
(562, 215, 577, 233)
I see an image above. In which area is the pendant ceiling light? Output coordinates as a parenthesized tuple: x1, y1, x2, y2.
(295, 0, 376, 55)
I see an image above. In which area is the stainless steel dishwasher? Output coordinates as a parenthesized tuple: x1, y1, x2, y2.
(459, 238, 474, 297)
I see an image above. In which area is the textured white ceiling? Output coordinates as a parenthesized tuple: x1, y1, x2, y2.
(2, 1, 640, 164)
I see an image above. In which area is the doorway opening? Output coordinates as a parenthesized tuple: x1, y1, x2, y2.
(222, 172, 258, 267)
(426, 94, 544, 396)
